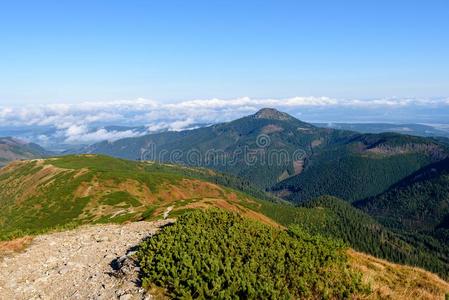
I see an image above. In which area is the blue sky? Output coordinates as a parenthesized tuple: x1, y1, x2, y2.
(0, 0, 448, 105)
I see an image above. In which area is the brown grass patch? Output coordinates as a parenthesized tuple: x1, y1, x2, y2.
(0, 160, 27, 173)
(180, 198, 283, 228)
(73, 167, 89, 178)
(278, 170, 290, 182)
(349, 249, 449, 299)
(117, 179, 157, 204)
(261, 124, 284, 134)
(293, 160, 304, 175)
(157, 179, 224, 203)
(74, 180, 97, 198)
(273, 189, 292, 198)
(0, 236, 33, 257)
(311, 139, 323, 148)
(242, 207, 284, 228)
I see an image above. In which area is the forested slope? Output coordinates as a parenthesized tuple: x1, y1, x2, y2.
(259, 196, 449, 279)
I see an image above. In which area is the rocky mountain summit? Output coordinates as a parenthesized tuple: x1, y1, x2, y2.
(252, 108, 294, 121)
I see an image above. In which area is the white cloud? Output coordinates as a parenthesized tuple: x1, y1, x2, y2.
(0, 96, 448, 145)
(64, 128, 146, 144)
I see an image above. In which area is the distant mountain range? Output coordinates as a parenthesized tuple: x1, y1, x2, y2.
(2, 118, 449, 152)
(315, 122, 449, 138)
(0, 137, 50, 166)
(0, 123, 211, 151)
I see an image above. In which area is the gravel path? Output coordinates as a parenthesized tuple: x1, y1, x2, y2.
(0, 220, 173, 300)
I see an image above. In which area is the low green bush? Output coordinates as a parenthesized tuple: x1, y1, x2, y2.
(137, 209, 367, 299)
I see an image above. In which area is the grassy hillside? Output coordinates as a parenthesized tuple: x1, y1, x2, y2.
(348, 250, 449, 299)
(0, 155, 275, 240)
(75, 109, 448, 203)
(0, 137, 49, 166)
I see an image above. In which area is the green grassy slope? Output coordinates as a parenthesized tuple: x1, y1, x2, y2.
(0, 155, 274, 240)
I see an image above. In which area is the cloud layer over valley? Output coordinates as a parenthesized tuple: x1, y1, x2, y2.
(1, 96, 448, 148)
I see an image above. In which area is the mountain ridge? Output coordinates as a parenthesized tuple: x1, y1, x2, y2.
(0, 137, 50, 166)
(0, 154, 279, 240)
(72, 108, 449, 204)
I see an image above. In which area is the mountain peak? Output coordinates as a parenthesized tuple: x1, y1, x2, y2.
(253, 108, 293, 121)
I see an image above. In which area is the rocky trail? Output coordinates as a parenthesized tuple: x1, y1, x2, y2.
(0, 220, 174, 300)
